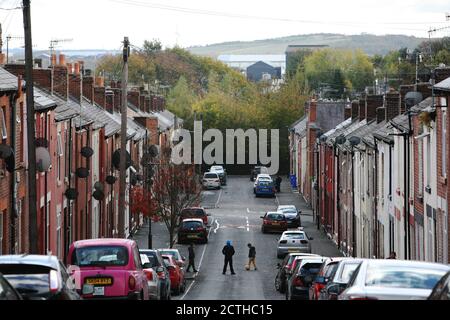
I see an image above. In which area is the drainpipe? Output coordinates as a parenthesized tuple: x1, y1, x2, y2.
(351, 147, 356, 258)
(9, 91, 19, 254)
(334, 145, 341, 251)
(65, 118, 73, 263)
(373, 137, 379, 258)
(44, 111, 48, 254)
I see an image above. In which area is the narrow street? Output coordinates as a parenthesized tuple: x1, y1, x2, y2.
(132, 176, 341, 300)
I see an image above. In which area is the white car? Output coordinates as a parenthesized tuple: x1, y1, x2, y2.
(141, 254, 162, 300)
(339, 259, 450, 300)
(209, 165, 227, 185)
(277, 230, 313, 258)
(202, 172, 221, 189)
(253, 174, 273, 190)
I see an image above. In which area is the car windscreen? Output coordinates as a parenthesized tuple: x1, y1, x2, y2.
(71, 245, 129, 267)
(324, 262, 339, 278)
(211, 166, 223, 171)
(182, 221, 203, 229)
(364, 265, 446, 289)
(0, 264, 53, 296)
(159, 250, 180, 260)
(280, 209, 297, 214)
(283, 233, 305, 240)
(141, 252, 159, 267)
(300, 263, 323, 276)
(258, 181, 273, 187)
(181, 209, 205, 217)
(267, 214, 284, 221)
(336, 263, 360, 283)
(204, 173, 218, 179)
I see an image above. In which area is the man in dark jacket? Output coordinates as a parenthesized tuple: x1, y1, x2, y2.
(275, 176, 282, 192)
(247, 243, 257, 271)
(222, 240, 236, 275)
(186, 243, 198, 273)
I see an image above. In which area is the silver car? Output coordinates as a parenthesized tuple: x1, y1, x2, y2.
(277, 230, 313, 259)
(141, 254, 163, 300)
(339, 259, 450, 300)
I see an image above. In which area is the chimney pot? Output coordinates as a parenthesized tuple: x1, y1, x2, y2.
(74, 62, 80, 75)
(59, 54, 66, 66)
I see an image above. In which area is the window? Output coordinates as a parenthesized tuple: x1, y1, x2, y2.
(57, 132, 63, 181)
(442, 111, 447, 178)
(418, 139, 423, 195)
(1, 107, 7, 140)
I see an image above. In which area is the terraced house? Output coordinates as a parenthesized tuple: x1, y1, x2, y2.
(290, 66, 450, 263)
(0, 53, 179, 261)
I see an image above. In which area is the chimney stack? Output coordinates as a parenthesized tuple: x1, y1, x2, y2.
(59, 54, 66, 66)
(385, 90, 401, 121)
(359, 98, 366, 122)
(73, 62, 80, 75)
(351, 100, 359, 122)
(376, 107, 386, 124)
(83, 76, 94, 104)
(366, 95, 383, 122)
(51, 54, 57, 66)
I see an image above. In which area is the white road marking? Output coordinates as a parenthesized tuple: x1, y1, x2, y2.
(213, 219, 220, 234)
(215, 189, 223, 208)
(275, 194, 280, 206)
(180, 219, 214, 300)
(246, 216, 249, 232)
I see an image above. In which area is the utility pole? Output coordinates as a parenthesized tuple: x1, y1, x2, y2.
(118, 37, 130, 239)
(22, 0, 38, 254)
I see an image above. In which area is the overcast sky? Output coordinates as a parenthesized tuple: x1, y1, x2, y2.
(1, 0, 449, 51)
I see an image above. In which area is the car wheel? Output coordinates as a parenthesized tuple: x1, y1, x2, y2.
(275, 277, 281, 292)
(174, 284, 181, 296)
(280, 281, 286, 294)
(277, 253, 283, 259)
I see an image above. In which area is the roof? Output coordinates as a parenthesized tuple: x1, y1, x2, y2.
(71, 238, 137, 248)
(127, 117, 147, 142)
(291, 116, 307, 137)
(335, 119, 367, 150)
(0, 255, 59, 270)
(0, 67, 21, 92)
(323, 118, 352, 145)
(344, 120, 378, 151)
(33, 87, 58, 112)
(434, 77, 450, 92)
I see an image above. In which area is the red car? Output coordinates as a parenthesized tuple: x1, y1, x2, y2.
(162, 254, 186, 295)
(179, 207, 210, 226)
(261, 212, 288, 234)
(309, 257, 345, 300)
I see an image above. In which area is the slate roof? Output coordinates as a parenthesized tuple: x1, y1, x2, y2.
(291, 116, 307, 138)
(324, 118, 352, 145)
(0, 67, 20, 92)
(434, 77, 450, 92)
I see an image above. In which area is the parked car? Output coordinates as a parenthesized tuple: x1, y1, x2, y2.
(277, 205, 302, 228)
(139, 249, 171, 300)
(253, 174, 273, 191)
(250, 166, 268, 181)
(339, 259, 450, 300)
(202, 172, 221, 189)
(429, 270, 450, 300)
(276, 230, 313, 258)
(318, 258, 364, 300)
(286, 257, 327, 300)
(0, 273, 22, 300)
(141, 254, 162, 300)
(179, 207, 211, 227)
(255, 180, 276, 198)
(210, 165, 227, 185)
(275, 253, 321, 293)
(162, 255, 186, 295)
(158, 249, 186, 268)
(309, 257, 346, 300)
(178, 218, 208, 244)
(0, 254, 80, 300)
(261, 212, 288, 234)
(68, 239, 148, 300)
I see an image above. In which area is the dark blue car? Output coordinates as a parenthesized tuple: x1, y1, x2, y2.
(255, 180, 276, 197)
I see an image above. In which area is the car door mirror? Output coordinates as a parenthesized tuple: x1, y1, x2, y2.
(260, 216, 265, 219)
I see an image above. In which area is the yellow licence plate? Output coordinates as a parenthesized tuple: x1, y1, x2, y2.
(85, 278, 113, 286)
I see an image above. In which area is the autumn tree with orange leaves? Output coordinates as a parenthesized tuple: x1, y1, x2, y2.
(150, 163, 201, 248)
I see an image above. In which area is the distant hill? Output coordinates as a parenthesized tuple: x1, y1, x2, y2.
(187, 33, 430, 57)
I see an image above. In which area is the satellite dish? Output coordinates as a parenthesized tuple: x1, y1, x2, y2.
(35, 138, 48, 148)
(94, 181, 104, 192)
(405, 91, 423, 108)
(81, 146, 94, 158)
(112, 149, 131, 170)
(93, 190, 105, 201)
(148, 145, 159, 158)
(65, 188, 78, 200)
(0, 144, 13, 159)
(36, 147, 51, 172)
(348, 136, 361, 146)
(76, 167, 89, 178)
(106, 175, 117, 185)
(335, 135, 346, 145)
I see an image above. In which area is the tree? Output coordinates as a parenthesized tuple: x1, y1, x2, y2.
(149, 163, 202, 248)
(143, 39, 162, 56)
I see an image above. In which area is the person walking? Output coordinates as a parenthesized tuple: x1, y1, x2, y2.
(247, 243, 257, 271)
(222, 240, 236, 275)
(186, 243, 198, 273)
(275, 176, 282, 193)
(387, 251, 397, 259)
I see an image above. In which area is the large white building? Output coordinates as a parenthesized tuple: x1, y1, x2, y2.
(217, 54, 286, 75)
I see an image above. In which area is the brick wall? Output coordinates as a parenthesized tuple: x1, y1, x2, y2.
(94, 87, 106, 109)
(53, 66, 68, 99)
(385, 91, 401, 121)
(69, 74, 81, 102)
(366, 95, 383, 122)
(351, 100, 359, 122)
(82, 76, 94, 104)
(127, 90, 140, 109)
(436, 109, 447, 198)
(359, 99, 366, 121)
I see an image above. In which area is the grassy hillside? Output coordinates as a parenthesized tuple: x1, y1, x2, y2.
(187, 33, 429, 57)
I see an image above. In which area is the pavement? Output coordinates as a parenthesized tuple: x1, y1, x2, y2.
(131, 176, 342, 300)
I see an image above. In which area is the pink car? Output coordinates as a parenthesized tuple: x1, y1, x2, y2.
(67, 239, 149, 300)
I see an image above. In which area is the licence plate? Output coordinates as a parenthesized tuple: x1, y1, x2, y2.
(93, 286, 105, 296)
(85, 277, 113, 286)
(272, 222, 280, 225)
(288, 249, 300, 252)
(187, 235, 198, 239)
